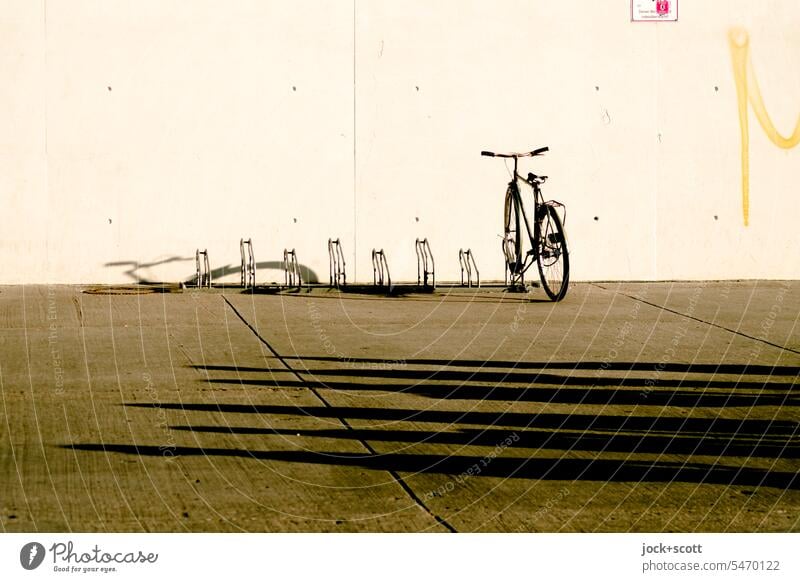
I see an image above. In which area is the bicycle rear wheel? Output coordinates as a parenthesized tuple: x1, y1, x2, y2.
(536, 204, 569, 301)
(503, 185, 523, 275)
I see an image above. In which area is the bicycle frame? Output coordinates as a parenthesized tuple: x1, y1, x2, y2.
(508, 155, 547, 273)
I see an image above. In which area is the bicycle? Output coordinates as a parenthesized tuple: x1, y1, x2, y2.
(481, 146, 569, 301)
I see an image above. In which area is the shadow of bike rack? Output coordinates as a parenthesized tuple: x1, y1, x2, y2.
(459, 248, 480, 288)
(283, 248, 302, 287)
(195, 249, 211, 288)
(415, 238, 435, 289)
(328, 238, 346, 288)
(240, 238, 256, 288)
(371, 249, 391, 289)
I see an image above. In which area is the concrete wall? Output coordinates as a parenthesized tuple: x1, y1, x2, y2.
(1, 0, 798, 284)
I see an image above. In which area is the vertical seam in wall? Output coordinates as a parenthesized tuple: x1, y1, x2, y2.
(43, 0, 49, 272)
(654, 22, 660, 280)
(43, 0, 48, 156)
(352, 0, 357, 282)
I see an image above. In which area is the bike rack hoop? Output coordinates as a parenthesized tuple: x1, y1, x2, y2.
(283, 248, 302, 288)
(240, 238, 256, 288)
(415, 238, 435, 289)
(328, 238, 346, 288)
(371, 248, 391, 289)
(502, 238, 525, 289)
(195, 248, 211, 288)
(459, 248, 480, 288)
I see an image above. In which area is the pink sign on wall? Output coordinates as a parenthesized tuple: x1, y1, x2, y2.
(632, 0, 678, 21)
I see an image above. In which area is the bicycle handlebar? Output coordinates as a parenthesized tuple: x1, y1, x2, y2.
(481, 147, 549, 158)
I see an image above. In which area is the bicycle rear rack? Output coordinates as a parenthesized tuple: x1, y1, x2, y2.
(195, 249, 211, 288)
(240, 238, 255, 288)
(328, 238, 346, 287)
(415, 238, 435, 289)
(459, 248, 480, 288)
(283, 248, 302, 287)
(371, 249, 391, 289)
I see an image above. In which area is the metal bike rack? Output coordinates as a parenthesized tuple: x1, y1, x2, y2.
(328, 238, 346, 288)
(415, 238, 435, 289)
(503, 237, 526, 289)
(195, 249, 211, 288)
(459, 248, 480, 288)
(240, 238, 256, 288)
(283, 248, 302, 287)
(371, 249, 391, 289)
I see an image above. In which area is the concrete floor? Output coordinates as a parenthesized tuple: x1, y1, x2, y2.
(0, 281, 798, 532)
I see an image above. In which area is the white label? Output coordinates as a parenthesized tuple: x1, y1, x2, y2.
(632, 0, 678, 21)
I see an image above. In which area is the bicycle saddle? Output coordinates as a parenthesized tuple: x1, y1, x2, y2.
(528, 172, 548, 184)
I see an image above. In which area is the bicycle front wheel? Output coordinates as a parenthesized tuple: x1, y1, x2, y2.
(536, 204, 569, 301)
(503, 185, 523, 275)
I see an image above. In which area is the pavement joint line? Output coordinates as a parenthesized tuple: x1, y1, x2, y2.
(221, 294, 458, 533)
(592, 283, 800, 357)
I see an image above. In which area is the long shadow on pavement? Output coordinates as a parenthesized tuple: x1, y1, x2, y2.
(199, 377, 798, 407)
(63, 443, 799, 490)
(191, 358, 799, 407)
(197, 366, 798, 391)
(223, 358, 800, 376)
(122, 401, 800, 462)
(169, 424, 799, 459)
(125, 402, 798, 439)
(64, 354, 799, 491)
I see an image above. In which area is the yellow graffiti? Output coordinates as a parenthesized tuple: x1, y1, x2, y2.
(729, 28, 800, 226)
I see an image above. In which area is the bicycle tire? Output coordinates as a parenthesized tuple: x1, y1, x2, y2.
(536, 204, 570, 301)
(503, 184, 523, 274)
